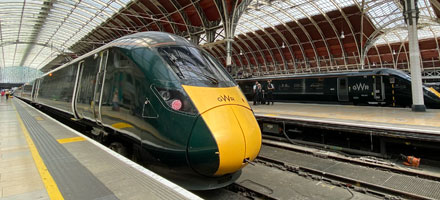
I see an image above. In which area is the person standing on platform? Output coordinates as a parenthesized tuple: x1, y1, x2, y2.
(266, 80, 274, 105)
(253, 81, 259, 105)
(112, 90, 120, 111)
(5, 90, 10, 100)
(257, 83, 263, 105)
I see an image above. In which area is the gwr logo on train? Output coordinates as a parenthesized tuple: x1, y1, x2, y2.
(352, 83, 370, 91)
(217, 95, 235, 102)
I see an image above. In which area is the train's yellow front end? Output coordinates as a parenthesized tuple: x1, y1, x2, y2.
(184, 85, 262, 176)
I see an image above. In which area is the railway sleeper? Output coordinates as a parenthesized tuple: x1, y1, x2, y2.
(256, 156, 399, 199)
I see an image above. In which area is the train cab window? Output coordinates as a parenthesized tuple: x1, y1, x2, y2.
(389, 77, 395, 84)
(157, 46, 235, 87)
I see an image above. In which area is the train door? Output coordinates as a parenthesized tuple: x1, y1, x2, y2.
(373, 76, 385, 101)
(76, 53, 101, 120)
(32, 79, 41, 102)
(31, 80, 37, 101)
(337, 77, 349, 101)
(93, 50, 109, 124)
(73, 61, 84, 119)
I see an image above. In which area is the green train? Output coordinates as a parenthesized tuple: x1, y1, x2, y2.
(237, 68, 440, 108)
(16, 32, 262, 190)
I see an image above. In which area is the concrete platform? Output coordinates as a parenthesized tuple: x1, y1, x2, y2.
(0, 97, 200, 200)
(252, 103, 440, 141)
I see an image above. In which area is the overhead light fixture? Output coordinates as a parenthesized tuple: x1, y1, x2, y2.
(281, 42, 285, 48)
(393, 49, 396, 55)
(340, 31, 345, 39)
(240, 50, 243, 55)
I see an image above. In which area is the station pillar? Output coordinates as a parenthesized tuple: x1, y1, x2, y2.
(402, 0, 426, 112)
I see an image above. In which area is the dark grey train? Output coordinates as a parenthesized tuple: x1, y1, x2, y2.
(16, 32, 261, 190)
(237, 69, 440, 108)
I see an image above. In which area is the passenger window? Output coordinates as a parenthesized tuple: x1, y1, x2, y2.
(77, 55, 100, 105)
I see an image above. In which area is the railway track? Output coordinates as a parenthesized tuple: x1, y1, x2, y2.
(227, 183, 278, 200)
(263, 138, 440, 182)
(193, 181, 279, 199)
(259, 139, 440, 200)
(230, 161, 379, 200)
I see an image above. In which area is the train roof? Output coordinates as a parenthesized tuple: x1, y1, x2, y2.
(40, 32, 194, 78)
(111, 31, 193, 48)
(236, 68, 410, 81)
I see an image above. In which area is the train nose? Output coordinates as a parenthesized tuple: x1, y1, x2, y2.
(187, 105, 261, 176)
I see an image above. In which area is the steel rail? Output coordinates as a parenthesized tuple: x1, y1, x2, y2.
(263, 139, 440, 182)
(257, 154, 434, 200)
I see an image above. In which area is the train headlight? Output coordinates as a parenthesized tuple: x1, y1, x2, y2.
(154, 87, 198, 114)
(171, 99, 182, 111)
(159, 90, 171, 101)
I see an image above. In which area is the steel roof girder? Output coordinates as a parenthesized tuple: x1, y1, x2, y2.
(134, 1, 174, 33)
(243, 12, 285, 71)
(238, 28, 272, 70)
(246, 9, 296, 73)
(234, 36, 261, 71)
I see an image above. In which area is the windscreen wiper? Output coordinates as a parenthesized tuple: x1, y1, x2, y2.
(201, 73, 219, 85)
(190, 70, 219, 85)
(181, 60, 219, 84)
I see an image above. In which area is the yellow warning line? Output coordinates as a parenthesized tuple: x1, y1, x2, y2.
(57, 137, 86, 144)
(35, 116, 44, 121)
(12, 103, 64, 200)
(111, 122, 134, 129)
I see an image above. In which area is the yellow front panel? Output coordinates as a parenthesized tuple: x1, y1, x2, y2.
(231, 106, 262, 162)
(184, 85, 261, 175)
(200, 106, 246, 175)
(182, 85, 250, 114)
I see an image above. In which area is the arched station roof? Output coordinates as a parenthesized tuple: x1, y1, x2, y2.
(0, 0, 440, 78)
(226, 0, 440, 76)
(0, 0, 133, 70)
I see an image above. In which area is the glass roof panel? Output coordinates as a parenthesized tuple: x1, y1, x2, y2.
(298, 2, 320, 16)
(236, 0, 352, 38)
(315, 0, 338, 13)
(339, 0, 356, 7)
(0, 66, 43, 83)
(370, 0, 440, 45)
(0, 0, 133, 69)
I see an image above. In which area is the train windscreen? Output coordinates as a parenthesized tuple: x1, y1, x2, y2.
(158, 46, 236, 87)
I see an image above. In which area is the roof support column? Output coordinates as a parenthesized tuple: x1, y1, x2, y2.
(190, 35, 200, 45)
(402, 0, 426, 112)
(206, 30, 216, 43)
(360, 0, 365, 69)
(217, 0, 252, 66)
(225, 38, 233, 65)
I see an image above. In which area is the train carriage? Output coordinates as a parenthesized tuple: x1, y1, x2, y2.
(237, 69, 440, 108)
(17, 32, 262, 190)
